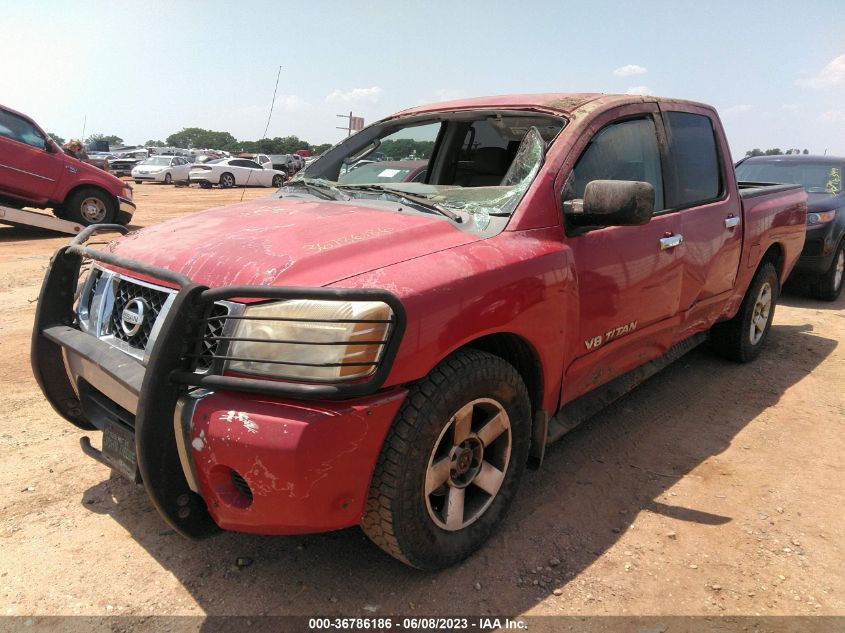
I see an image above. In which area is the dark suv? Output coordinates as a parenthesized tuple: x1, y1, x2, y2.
(736, 155, 845, 300)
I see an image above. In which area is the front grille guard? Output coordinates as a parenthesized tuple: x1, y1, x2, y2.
(63, 224, 407, 400)
(32, 224, 407, 540)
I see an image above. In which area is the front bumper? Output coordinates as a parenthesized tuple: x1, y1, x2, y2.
(117, 196, 136, 224)
(793, 220, 844, 275)
(31, 225, 407, 538)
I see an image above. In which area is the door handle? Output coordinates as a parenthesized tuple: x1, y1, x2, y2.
(724, 215, 740, 229)
(659, 234, 684, 250)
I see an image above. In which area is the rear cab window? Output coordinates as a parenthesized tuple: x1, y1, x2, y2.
(663, 111, 724, 208)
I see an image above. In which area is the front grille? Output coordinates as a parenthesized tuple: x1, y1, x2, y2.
(195, 303, 230, 371)
(108, 279, 170, 350)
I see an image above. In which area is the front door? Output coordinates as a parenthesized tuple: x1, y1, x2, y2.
(559, 107, 685, 403)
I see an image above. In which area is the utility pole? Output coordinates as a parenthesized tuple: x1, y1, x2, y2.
(336, 112, 365, 136)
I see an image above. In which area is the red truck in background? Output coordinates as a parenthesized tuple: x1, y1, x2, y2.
(0, 104, 135, 226)
(31, 93, 806, 570)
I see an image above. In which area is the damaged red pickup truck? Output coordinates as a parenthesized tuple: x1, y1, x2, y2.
(32, 94, 807, 570)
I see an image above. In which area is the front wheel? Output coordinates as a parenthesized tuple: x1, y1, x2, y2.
(710, 261, 779, 362)
(164, 172, 172, 185)
(362, 349, 531, 569)
(64, 188, 116, 226)
(813, 241, 844, 301)
(134, 180, 142, 185)
(272, 174, 284, 187)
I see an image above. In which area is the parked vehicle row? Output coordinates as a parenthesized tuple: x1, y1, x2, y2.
(32, 93, 808, 573)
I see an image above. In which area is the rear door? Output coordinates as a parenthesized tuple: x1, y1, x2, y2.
(0, 108, 62, 203)
(659, 105, 742, 330)
(559, 104, 685, 402)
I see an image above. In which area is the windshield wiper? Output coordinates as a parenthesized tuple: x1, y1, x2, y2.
(281, 179, 346, 201)
(337, 184, 463, 223)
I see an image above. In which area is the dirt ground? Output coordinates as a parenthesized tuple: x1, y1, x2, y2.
(0, 183, 843, 621)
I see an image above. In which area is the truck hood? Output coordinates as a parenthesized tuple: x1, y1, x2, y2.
(110, 196, 480, 288)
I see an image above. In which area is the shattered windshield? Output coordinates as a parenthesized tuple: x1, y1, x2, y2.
(282, 111, 564, 230)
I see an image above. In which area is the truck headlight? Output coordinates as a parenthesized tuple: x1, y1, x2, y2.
(808, 210, 836, 225)
(226, 299, 394, 382)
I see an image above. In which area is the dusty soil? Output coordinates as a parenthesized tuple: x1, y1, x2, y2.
(0, 183, 843, 621)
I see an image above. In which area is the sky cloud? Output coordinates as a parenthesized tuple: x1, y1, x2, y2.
(780, 104, 799, 111)
(723, 104, 754, 115)
(796, 53, 845, 88)
(821, 109, 845, 123)
(274, 95, 309, 112)
(614, 64, 647, 77)
(325, 86, 383, 104)
(625, 86, 652, 96)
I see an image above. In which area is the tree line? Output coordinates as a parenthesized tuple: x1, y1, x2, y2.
(49, 129, 334, 155)
(745, 148, 809, 157)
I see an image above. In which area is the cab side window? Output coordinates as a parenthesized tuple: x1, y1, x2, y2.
(0, 109, 46, 149)
(571, 117, 664, 212)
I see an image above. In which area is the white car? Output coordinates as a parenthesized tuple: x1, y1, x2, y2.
(189, 157, 287, 189)
(131, 156, 192, 184)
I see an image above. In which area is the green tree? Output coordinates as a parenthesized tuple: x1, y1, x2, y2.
(145, 139, 166, 147)
(48, 132, 65, 145)
(166, 127, 237, 150)
(312, 143, 332, 155)
(86, 133, 124, 146)
(803, 149, 809, 155)
(764, 148, 783, 155)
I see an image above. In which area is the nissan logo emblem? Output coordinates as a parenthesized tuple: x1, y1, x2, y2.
(120, 298, 150, 337)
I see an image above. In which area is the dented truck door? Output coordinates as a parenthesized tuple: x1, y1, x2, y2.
(559, 105, 684, 403)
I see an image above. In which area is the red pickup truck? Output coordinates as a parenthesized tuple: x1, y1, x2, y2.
(0, 104, 135, 226)
(32, 94, 806, 570)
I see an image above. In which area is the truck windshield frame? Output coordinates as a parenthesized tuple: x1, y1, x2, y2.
(287, 111, 565, 227)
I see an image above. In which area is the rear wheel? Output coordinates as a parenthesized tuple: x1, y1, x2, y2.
(134, 180, 142, 185)
(362, 349, 531, 569)
(65, 188, 116, 226)
(219, 172, 235, 188)
(710, 261, 779, 362)
(813, 241, 844, 301)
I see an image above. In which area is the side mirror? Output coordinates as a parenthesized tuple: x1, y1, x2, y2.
(564, 180, 654, 227)
(45, 140, 57, 153)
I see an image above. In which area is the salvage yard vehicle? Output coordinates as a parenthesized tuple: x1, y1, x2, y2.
(110, 149, 150, 177)
(32, 93, 806, 570)
(189, 157, 287, 188)
(132, 155, 192, 184)
(736, 154, 845, 300)
(0, 104, 136, 226)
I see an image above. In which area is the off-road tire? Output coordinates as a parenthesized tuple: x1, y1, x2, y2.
(65, 188, 116, 226)
(219, 172, 235, 188)
(710, 261, 779, 362)
(812, 240, 844, 301)
(361, 349, 531, 570)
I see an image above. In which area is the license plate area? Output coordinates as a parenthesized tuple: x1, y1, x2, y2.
(102, 419, 140, 483)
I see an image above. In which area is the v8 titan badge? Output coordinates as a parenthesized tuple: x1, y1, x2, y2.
(585, 321, 637, 350)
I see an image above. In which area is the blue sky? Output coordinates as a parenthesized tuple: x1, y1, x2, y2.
(2, 0, 844, 158)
